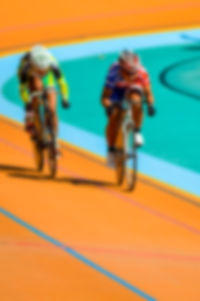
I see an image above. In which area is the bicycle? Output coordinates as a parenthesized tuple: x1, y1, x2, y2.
(31, 90, 57, 178)
(114, 99, 141, 191)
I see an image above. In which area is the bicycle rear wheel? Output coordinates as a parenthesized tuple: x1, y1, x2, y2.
(47, 131, 57, 178)
(32, 104, 45, 172)
(47, 141, 57, 178)
(115, 150, 125, 186)
(33, 141, 44, 171)
(124, 128, 137, 191)
(115, 125, 125, 186)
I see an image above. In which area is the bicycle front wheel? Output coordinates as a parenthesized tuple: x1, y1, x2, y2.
(124, 128, 137, 191)
(115, 124, 125, 186)
(48, 144, 57, 178)
(115, 150, 125, 186)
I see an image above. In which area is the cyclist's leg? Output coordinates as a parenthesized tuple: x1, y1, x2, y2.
(106, 104, 123, 151)
(129, 91, 144, 146)
(46, 88, 57, 135)
(26, 76, 43, 138)
(129, 92, 143, 130)
(42, 72, 58, 136)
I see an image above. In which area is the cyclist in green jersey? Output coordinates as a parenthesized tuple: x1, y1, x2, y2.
(18, 45, 70, 145)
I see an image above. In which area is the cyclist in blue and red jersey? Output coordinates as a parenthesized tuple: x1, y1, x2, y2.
(101, 50, 156, 166)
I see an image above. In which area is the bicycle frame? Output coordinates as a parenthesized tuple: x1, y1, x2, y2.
(114, 99, 139, 190)
(29, 89, 58, 177)
(30, 90, 55, 141)
(122, 100, 135, 157)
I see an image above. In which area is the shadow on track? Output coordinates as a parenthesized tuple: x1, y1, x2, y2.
(8, 171, 114, 187)
(0, 163, 33, 173)
(0, 162, 113, 187)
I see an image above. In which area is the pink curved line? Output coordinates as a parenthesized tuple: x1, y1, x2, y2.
(1, 2, 200, 34)
(1, 240, 200, 263)
(103, 186, 200, 236)
(0, 134, 200, 237)
(58, 164, 200, 237)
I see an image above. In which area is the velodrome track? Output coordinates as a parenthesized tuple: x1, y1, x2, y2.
(1, 1, 200, 300)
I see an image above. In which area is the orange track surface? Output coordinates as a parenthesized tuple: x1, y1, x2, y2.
(1, 0, 200, 53)
(1, 2, 200, 300)
(0, 117, 200, 300)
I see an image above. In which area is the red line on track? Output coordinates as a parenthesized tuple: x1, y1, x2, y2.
(1, 134, 200, 237)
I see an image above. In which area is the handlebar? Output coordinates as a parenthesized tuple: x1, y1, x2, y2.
(111, 99, 147, 111)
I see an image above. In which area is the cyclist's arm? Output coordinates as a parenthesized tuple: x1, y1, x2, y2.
(144, 83, 154, 106)
(101, 65, 116, 107)
(19, 84, 29, 103)
(142, 70, 154, 105)
(101, 87, 112, 107)
(51, 65, 69, 101)
(18, 68, 30, 104)
(18, 54, 32, 104)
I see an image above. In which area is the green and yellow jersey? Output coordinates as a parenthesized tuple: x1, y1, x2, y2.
(18, 52, 69, 103)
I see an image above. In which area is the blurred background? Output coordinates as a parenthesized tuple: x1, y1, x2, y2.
(0, 1, 200, 300)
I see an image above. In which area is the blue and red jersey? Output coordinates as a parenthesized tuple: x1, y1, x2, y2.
(105, 62, 150, 102)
